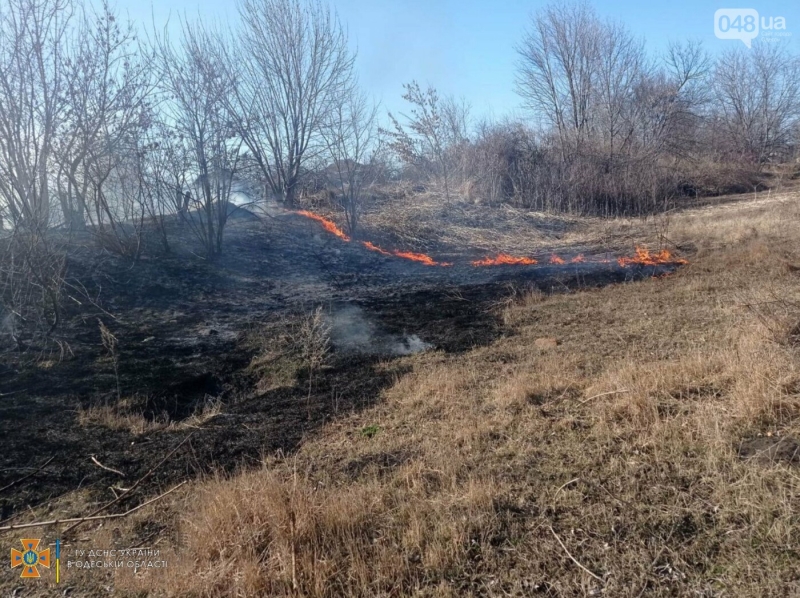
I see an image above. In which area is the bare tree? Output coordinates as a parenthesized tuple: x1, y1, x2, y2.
(53, 0, 153, 242)
(626, 40, 709, 164)
(0, 0, 72, 351)
(593, 20, 646, 172)
(384, 82, 469, 202)
(134, 120, 186, 253)
(713, 42, 800, 164)
(155, 20, 243, 258)
(516, 1, 599, 159)
(321, 87, 381, 236)
(513, 2, 715, 215)
(0, 0, 71, 230)
(229, 0, 355, 207)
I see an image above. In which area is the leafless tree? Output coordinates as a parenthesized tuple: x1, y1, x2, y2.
(513, 2, 715, 214)
(0, 0, 72, 351)
(155, 20, 243, 258)
(384, 82, 469, 202)
(321, 87, 381, 236)
(712, 42, 800, 164)
(134, 120, 186, 253)
(0, 0, 71, 230)
(229, 0, 355, 208)
(516, 1, 599, 159)
(53, 0, 153, 244)
(592, 20, 645, 171)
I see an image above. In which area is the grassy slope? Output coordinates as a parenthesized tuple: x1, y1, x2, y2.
(124, 190, 800, 597)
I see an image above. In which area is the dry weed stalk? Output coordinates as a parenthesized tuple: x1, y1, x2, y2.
(98, 319, 121, 401)
(297, 307, 331, 415)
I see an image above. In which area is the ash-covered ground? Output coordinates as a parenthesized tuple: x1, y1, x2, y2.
(0, 208, 684, 531)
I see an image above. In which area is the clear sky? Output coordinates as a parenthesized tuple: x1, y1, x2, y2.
(119, 0, 800, 123)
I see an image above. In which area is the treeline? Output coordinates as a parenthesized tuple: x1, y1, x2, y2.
(387, 3, 800, 216)
(3, 0, 799, 241)
(0, 0, 377, 351)
(0, 0, 372, 254)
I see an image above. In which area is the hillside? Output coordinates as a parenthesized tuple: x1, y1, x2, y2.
(2, 188, 799, 596)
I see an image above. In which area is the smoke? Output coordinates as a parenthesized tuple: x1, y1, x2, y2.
(392, 334, 432, 355)
(327, 305, 431, 356)
(328, 305, 377, 352)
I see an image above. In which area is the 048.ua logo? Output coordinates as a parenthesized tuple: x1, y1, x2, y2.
(10, 538, 51, 578)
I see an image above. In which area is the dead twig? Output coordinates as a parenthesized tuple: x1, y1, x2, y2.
(61, 432, 193, 535)
(0, 481, 186, 532)
(577, 389, 629, 407)
(0, 456, 55, 495)
(553, 477, 580, 500)
(549, 526, 603, 582)
(90, 455, 125, 477)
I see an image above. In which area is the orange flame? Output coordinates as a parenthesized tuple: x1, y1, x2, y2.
(617, 247, 689, 267)
(362, 241, 392, 256)
(295, 210, 350, 242)
(294, 209, 688, 272)
(472, 253, 538, 266)
(363, 241, 450, 266)
(393, 250, 451, 267)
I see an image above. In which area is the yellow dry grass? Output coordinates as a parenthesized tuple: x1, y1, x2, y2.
(121, 191, 800, 597)
(77, 395, 223, 435)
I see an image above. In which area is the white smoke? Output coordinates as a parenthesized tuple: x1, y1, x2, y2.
(392, 334, 433, 355)
(328, 305, 431, 356)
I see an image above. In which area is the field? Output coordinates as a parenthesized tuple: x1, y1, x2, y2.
(2, 187, 800, 596)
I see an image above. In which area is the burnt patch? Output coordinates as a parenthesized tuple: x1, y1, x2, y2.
(143, 372, 223, 421)
(359, 284, 507, 353)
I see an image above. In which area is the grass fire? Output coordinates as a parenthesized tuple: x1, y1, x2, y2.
(2, 0, 800, 596)
(298, 208, 688, 271)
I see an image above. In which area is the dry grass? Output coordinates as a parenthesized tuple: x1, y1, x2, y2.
(77, 394, 223, 434)
(116, 191, 800, 597)
(76, 397, 168, 435)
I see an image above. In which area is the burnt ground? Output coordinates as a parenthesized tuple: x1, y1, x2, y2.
(0, 208, 682, 541)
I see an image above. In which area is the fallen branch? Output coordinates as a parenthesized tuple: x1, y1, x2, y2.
(0, 481, 186, 532)
(0, 456, 55, 495)
(90, 456, 125, 477)
(577, 389, 629, 407)
(549, 526, 603, 582)
(61, 432, 193, 535)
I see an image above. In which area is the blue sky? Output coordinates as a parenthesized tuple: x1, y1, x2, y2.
(120, 0, 800, 122)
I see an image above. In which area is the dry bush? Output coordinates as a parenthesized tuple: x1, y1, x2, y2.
(248, 321, 299, 392)
(76, 399, 168, 435)
(0, 232, 67, 355)
(248, 308, 331, 396)
(297, 307, 331, 380)
(98, 319, 121, 400)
